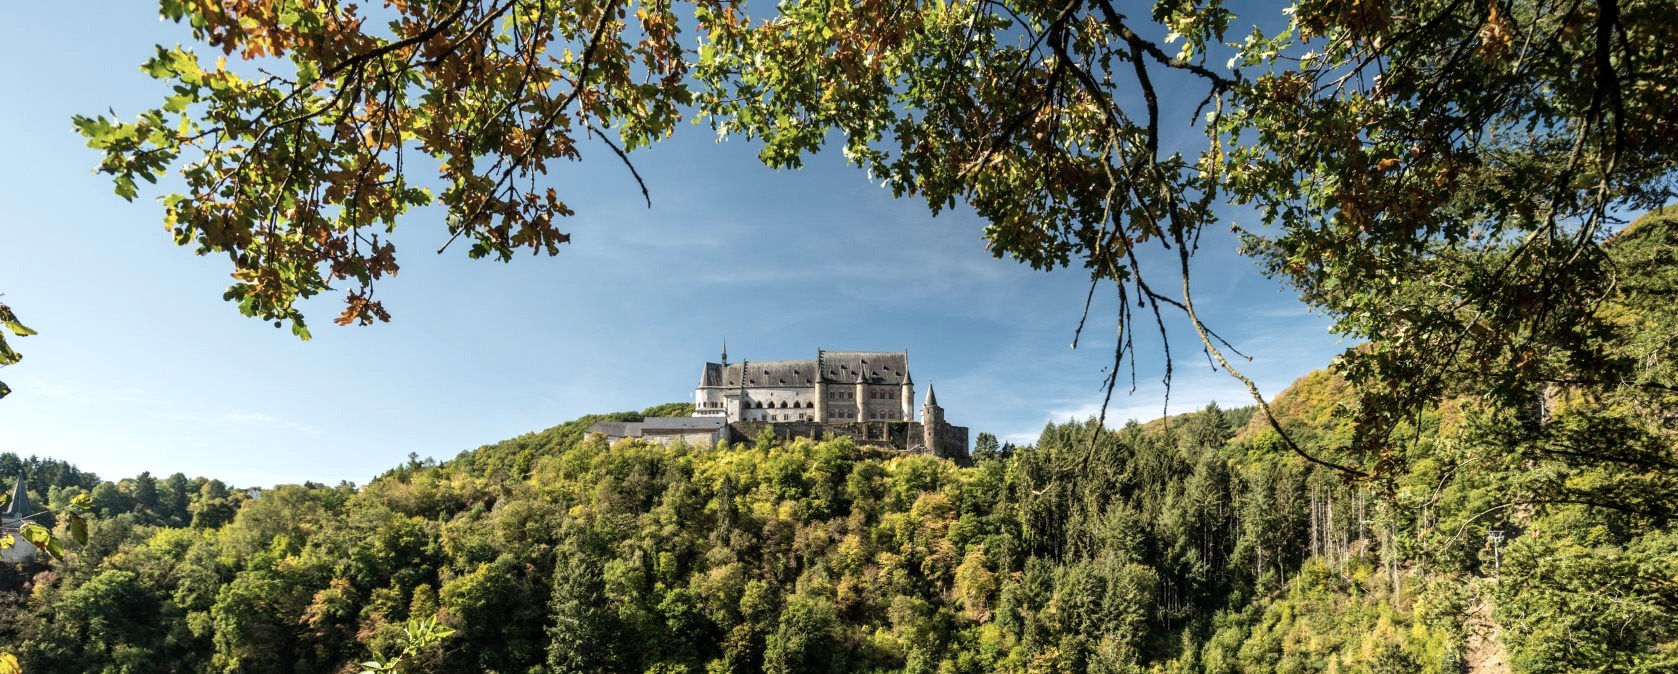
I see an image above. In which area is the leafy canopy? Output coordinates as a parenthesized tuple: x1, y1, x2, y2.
(75, 0, 1678, 472)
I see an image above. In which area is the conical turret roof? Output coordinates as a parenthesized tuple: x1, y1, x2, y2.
(3, 474, 30, 519)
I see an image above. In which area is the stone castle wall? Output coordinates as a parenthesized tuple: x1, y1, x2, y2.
(726, 420, 970, 462)
(934, 424, 969, 462)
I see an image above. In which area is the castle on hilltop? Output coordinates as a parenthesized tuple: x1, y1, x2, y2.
(590, 345, 969, 461)
(694, 346, 919, 423)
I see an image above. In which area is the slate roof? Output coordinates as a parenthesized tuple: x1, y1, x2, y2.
(589, 417, 725, 438)
(642, 417, 726, 431)
(588, 421, 644, 438)
(2, 475, 30, 520)
(698, 360, 821, 387)
(819, 351, 910, 385)
(696, 351, 912, 388)
(699, 362, 725, 387)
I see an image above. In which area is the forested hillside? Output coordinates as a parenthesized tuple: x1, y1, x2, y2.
(2, 215, 1675, 673)
(1, 387, 1670, 673)
(3, 398, 1389, 674)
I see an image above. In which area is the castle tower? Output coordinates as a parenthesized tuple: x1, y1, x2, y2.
(900, 367, 914, 421)
(921, 385, 943, 454)
(737, 358, 749, 421)
(813, 349, 827, 422)
(854, 368, 868, 422)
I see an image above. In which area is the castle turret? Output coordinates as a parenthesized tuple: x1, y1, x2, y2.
(737, 359, 749, 421)
(900, 365, 914, 421)
(854, 368, 868, 422)
(921, 385, 943, 453)
(814, 349, 827, 422)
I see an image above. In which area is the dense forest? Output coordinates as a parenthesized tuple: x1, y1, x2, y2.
(2, 215, 1676, 673)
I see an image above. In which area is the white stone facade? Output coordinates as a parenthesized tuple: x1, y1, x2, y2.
(694, 349, 918, 424)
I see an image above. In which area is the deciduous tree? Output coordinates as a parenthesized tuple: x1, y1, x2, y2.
(68, 0, 1678, 478)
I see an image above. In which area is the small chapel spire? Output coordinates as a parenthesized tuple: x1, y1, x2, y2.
(721, 338, 728, 366)
(1, 474, 37, 562)
(4, 473, 30, 519)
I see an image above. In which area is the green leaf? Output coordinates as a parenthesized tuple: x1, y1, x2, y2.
(164, 93, 193, 113)
(68, 513, 89, 546)
(0, 305, 37, 337)
(115, 176, 139, 202)
(19, 522, 64, 561)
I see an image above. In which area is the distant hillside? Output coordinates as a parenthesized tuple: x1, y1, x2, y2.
(1234, 368, 1355, 445)
(440, 401, 694, 477)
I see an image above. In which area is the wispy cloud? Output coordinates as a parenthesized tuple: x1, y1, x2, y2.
(153, 409, 322, 436)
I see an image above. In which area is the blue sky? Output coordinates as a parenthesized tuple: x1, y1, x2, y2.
(0, 3, 1343, 486)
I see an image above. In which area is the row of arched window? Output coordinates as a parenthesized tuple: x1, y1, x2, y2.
(750, 400, 812, 409)
(751, 413, 812, 422)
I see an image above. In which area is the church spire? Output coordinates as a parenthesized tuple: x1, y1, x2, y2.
(4, 473, 30, 519)
(721, 338, 728, 366)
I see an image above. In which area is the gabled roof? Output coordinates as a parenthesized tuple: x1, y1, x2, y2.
(697, 350, 914, 387)
(588, 421, 644, 438)
(700, 360, 821, 387)
(818, 351, 910, 385)
(642, 416, 726, 431)
(742, 360, 819, 386)
(699, 362, 726, 387)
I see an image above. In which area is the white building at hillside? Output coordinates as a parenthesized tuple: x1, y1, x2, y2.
(693, 346, 916, 423)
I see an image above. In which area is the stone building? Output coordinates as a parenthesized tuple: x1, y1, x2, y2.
(694, 346, 969, 460)
(693, 347, 917, 424)
(589, 416, 728, 447)
(586, 346, 970, 460)
(1, 474, 37, 563)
